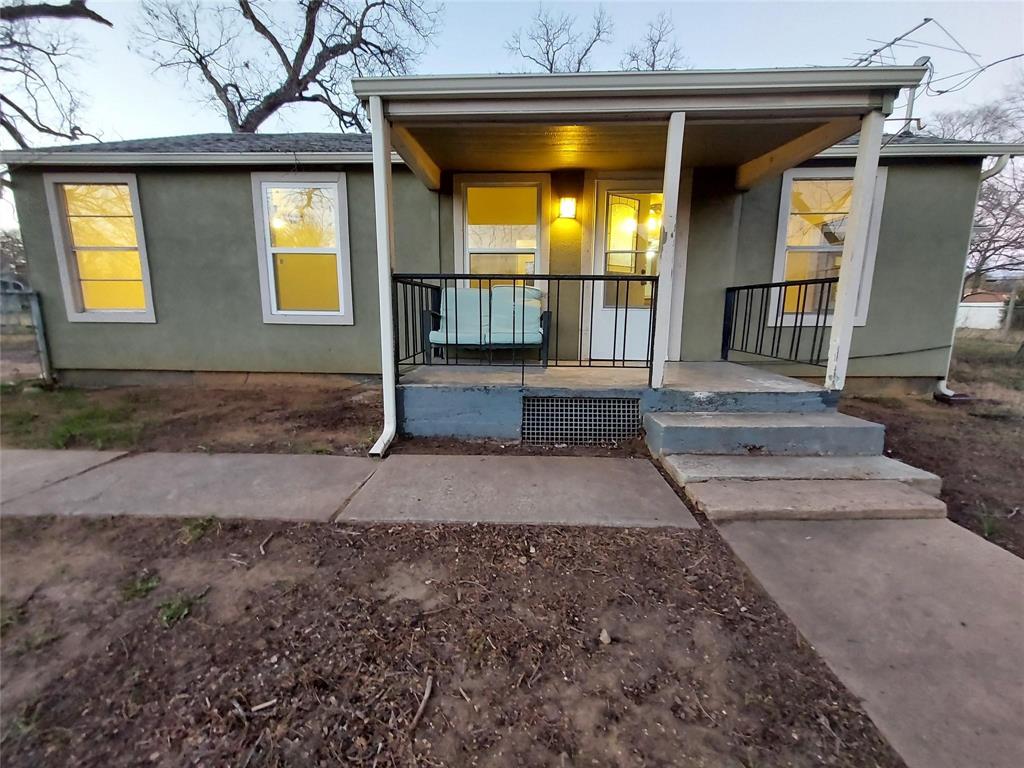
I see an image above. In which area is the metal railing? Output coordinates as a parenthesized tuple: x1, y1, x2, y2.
(392, 273, 659, 383)
(721, 276, 838, 366)
(1, 289, 52, 383)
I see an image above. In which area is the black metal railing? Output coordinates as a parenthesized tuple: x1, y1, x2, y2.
(392, 273, 659, 382)
(721, 276, 838, 366)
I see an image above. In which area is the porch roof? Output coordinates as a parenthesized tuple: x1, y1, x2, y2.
(352, 66, 928, 190)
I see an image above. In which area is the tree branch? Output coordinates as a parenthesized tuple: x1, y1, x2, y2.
(1, 1, 112, 27)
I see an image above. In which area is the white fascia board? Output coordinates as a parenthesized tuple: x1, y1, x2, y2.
(0, 150, 402, 167)
(818, 143, 1024, 159)
(352, 66, 928, 100)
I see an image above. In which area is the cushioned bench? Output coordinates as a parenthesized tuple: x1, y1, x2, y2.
(423, 285, 551, 365)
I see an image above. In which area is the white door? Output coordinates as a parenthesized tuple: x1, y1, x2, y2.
(590, 181, 663, 362)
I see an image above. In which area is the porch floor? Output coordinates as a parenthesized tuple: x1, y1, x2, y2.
(400, 361, 823, 394)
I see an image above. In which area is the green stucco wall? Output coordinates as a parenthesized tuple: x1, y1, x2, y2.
(13, 166, 440, 375)
(680, 158, 982, 379)
(12, 157, 981, 381)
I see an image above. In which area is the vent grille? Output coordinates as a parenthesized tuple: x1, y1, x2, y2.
(522, 397, 642, 445)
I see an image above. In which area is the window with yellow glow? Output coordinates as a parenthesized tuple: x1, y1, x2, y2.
(602, 191, 662, 308)
(465, 185, 539, 284)
(262, 184, 341, 312)
(59, 183, 147, 311)
(781, 178, 851, 312)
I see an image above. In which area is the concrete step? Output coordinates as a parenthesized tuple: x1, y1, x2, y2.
(644, 411, 885, 457)
(685, 479, 947, 522)
(662, 454, 941, 496)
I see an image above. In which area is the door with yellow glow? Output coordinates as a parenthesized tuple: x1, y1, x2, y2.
(591, 181, 662, 362)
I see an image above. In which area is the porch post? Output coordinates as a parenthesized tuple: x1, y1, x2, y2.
(650, 111, 686, 389)
(369, 95, 398, 456)
(824, 109, 884, 391)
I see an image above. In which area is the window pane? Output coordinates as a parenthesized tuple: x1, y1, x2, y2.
(786, 212, 848, 248)
(783, 249, 840, 312)
(62, 184, 133, 217)
(273, 253, 340, 311)
(75, 250, 142, 280)
(466, 186, 537, 250)
(468, 252, 535, 287)
(68, 216, 138, 248)
(80, 280, 146, 310)
(266, 187, 336, 248)
(789, 179, 852, 215)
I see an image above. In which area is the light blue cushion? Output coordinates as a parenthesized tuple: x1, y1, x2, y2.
(429, 287, 489, 345)
(490, 285, 544, 344)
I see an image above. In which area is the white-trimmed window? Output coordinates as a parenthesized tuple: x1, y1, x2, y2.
(251, 172, 353, 325)
(772, 166, 887, 326)
(453, 174, 550, 285)
(44, 173, 155, 323)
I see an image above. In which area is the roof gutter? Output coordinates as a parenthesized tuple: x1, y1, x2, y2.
(352, 66, 928, 100)
(0, 150, 400, 167)
(819, 143, 1024, 159)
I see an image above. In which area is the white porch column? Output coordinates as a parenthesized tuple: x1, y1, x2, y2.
(369, 96, 398, 456)
(824, 109, 884, 391)
(650, 111, 687, 389)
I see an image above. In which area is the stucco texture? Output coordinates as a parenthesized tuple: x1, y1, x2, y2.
(14, 166, 439, 375)
(13, 157, 980, 380)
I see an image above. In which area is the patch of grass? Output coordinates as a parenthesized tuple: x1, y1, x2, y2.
(157, 588, 208, 628)
(950, 331, 1024, 391)
(0, 601, 27, 637)
(975, 505, 1004, 540)
(121, 570, 161, 601)
(178, 516, 218, 544)
(14, 628, 63, 655)
(48, 405, 140, 449)
(3, 702, 42, 742)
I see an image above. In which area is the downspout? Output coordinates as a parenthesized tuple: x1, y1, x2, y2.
(934, 152, 1011, 401)
(368, 95, 398, 456)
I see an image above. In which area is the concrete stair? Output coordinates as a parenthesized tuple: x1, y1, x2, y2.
(662, 454, 942, 496)
(644, 411, 884, 457)
(683, 479, 947, 522)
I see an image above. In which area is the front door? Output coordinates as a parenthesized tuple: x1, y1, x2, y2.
(591, 181, 662, 362)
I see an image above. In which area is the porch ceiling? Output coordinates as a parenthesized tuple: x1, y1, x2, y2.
(403, 119, 833, 172)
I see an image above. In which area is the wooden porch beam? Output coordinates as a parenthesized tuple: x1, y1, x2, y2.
(825, 110, 885, 391)
(390, 124, 442, 191)
(650, 111, 686, 389)
(735, 117, 861, 190)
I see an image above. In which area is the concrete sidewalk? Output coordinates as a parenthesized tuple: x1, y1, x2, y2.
(721, 518, 1024, 768)
(0, 449, 696, 528)
(340, 454, 698, 528)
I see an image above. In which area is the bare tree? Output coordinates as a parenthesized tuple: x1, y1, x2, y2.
(505, 4, 612, 74)
(621, 12, 684, 71)
(135, 0, 441, 133)
(930, 75, 1024, 297)
(0, 0, 112, 150)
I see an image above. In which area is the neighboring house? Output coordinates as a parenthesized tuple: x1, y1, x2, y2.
(3, 67, 1022, 451)
(957, 291, 1009, 330)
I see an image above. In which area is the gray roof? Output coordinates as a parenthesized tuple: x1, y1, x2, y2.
(836, 133, 982, 147)
(19, 132, 373, 154)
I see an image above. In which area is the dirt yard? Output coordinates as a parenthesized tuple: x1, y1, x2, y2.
(0, 381, 383, 456)
(0, 515, 903, 767)
(842, 331, 1024, 556)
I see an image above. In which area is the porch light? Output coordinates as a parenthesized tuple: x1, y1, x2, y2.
(558, 196, 577, 219)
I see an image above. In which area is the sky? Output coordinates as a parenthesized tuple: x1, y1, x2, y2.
(1, 0, 1022, 229)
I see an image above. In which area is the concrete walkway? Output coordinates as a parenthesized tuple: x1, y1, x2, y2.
(721, 518, 1024, 768)
(0, 449, 696, 528)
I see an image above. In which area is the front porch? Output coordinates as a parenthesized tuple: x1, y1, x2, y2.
(353, 67, 927, 455)
(398, 360, 835, 441)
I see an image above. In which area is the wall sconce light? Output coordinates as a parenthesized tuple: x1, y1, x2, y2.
(558, 196, 577, 219)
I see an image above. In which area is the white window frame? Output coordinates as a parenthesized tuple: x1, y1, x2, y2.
(251, 172, 353, 325)
(44, 172, 156, 323)
(771, 166, 887, 327)
(453, 173, 551, 281)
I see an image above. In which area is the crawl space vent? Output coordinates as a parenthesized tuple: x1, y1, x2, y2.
(521, 396, 642, 445)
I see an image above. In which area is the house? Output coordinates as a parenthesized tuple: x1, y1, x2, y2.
(3, 67, 1022, 455)
(957, 291, 1009, 330)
